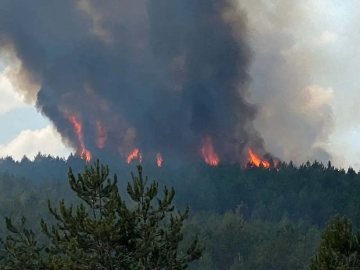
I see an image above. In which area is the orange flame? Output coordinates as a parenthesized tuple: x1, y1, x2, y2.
(66, 114, 91, 162)
(201, 137, 219, 166)
(248, 148, 270, 168)
(157, 153, 163, 167)
(95, 121, 107, 149)
(273, 159, 279, 167)
(126, 148, 139, 164)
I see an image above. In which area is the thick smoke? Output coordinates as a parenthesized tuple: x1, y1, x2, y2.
(241, 0, 335, 165)
(0, 0, 264, 164)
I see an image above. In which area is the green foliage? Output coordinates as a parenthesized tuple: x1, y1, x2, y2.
(0, 217, 45, 270)
(0, 160, 203, 269)
(229, 254, 245, 270)
(1, 156, 360, 269)
(186, 210, 319, 270)
(311, 216, 360, 270)
(195, 253, 218, 270)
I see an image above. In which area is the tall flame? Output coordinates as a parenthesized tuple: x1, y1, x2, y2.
(248, 148, 270, 168)
(201, 136, 219, 166)
(157, 153, 163, 167)
(65, 114, 91, 162)
(95, 121, 107, 149)
(126, 148, 139, 164)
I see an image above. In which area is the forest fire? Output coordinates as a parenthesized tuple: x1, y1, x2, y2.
(63, 116, 277, 168)
(247, 148, 277, 168)
(65, 114, 91, 162)
(201, 137, 219, 166)
(157, 153, 163, 167)
(95, 121, 107, 149)
(126, 149, 140, 164)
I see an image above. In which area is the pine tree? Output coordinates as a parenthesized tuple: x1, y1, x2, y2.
(311, 215, 360, 270)
(0, 160, 203, 269)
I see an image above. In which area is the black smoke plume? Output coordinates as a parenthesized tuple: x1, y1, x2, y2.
(0, 0, 265, 164)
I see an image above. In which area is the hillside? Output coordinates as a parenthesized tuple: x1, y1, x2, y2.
(0, 155, 358, 269)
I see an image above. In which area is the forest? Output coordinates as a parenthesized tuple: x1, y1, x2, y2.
(0, 154, 359, 269)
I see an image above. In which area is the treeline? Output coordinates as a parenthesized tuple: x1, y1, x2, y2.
(0, 155, 359, 268)
(2, 154, 360, 226)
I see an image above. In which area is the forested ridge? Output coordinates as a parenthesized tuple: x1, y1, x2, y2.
(0, 154, 359, 269)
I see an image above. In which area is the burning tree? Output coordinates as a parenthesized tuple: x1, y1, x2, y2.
(0, 161, 203, 269)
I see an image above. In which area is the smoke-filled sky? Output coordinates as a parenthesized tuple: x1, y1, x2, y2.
(0, 0, 359, 169)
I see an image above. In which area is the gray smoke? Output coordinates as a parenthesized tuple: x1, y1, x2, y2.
(241, 0, 335, 165)
(0, 0, 265, 163)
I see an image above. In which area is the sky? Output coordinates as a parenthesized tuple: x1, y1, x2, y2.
(313, 0, 360, 168)
(0, 0, 360, 169)
(0, 62, 71, 160)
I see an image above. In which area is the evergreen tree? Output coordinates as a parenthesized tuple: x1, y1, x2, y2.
(311, 215, 360, 270)
(0, 160, 203, 269)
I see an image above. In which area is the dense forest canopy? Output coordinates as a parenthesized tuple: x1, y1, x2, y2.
(0, 154, 359, 269)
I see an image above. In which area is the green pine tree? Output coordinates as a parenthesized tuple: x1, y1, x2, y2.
(0, 160, 203, 269)
(311, 215, 360, 270)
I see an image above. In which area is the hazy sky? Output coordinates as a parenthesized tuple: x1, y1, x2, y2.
(0, 0, 360, 169)
(313, 0, 360, 168)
